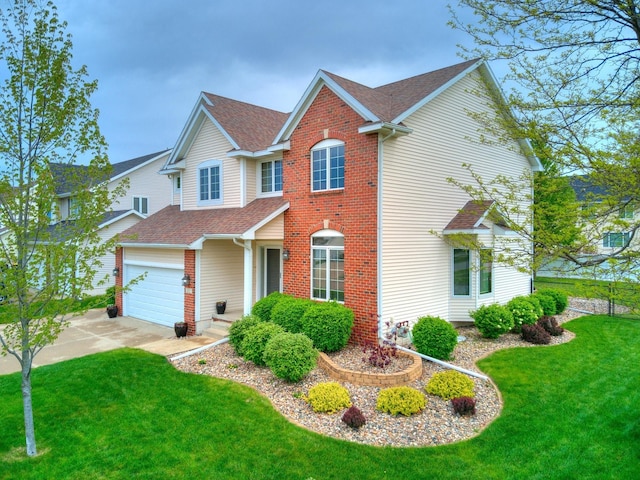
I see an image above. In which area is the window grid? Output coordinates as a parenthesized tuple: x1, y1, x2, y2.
(260, 160, 283, 194)
(312, 144, 343, 191)
(312, 235, 344, 302)
(603, 232, 630, 248)
(199, 164, 221, 203)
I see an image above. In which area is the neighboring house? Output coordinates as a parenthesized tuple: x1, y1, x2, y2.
(48, 150, 172, 294)
(116, 59, 541, 341)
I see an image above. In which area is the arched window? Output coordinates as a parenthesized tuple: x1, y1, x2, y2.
(311, 139, 344, 192)
(311, 229, 344, 301)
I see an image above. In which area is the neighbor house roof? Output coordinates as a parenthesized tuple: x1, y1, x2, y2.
(119, 197, 289, 248)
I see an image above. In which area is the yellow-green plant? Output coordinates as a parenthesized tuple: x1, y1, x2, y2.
(376, 386, 426, 416)
(425, 370, 475, 400)
(306, 382, 351, 413)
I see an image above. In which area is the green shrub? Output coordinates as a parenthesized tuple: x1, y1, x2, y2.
(228, 314, 265, 356)
(240, 322, 284, 366)
(525, 295, 544, 319)
(270, 296, 314, 334)
(470, 304, 514, 339)
(538, 288, 568, 314)
(301, 301, 354, 352)
(506, 297, 538, 332)
(263, 332, 318, 382)
(425, 370, 475, 400)
(532, 291, 557, 316)
(411, 316, 458, 360)
(306, 382, 351, 413)
(105, 286, 116, 305)
(376, 386, 426, 416)
(251, 292, 289, 321)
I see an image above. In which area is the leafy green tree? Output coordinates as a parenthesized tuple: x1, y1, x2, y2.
(0, 0, 122, 457)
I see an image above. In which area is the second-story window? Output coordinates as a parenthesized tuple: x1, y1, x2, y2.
(311, 139, 344, 192)
(260, 160, 282, 194)
(133, 196, 148, 215)
(198, 160, 223, 206)
(603, 232, 630, 248)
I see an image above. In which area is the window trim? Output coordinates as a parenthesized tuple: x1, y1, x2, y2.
(311, 229, 344, 302)
(452, 248, 471, 297)
(311, 139, 345, 192)
(478, 249, 493, 295)
(132, 196, 149, 215)
(197, 160, 223, 206)
(258, 159, 283, 197)
(603, 232, 630, 248)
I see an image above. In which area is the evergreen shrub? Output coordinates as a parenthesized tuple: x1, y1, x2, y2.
(411, 316, 458, 360)
(470, 304, 514, 338)
(270, 296, 314, 333)
(538, 288, 568, 314)
(532, 291, 557, 316)
(425, 370, 475, 400)
(301, 301, 354, 352)
(240, 322, 284, 366)
(228, 314, 264, 356)
(251, 292, 289, 321)
(263, 332, 318, 382)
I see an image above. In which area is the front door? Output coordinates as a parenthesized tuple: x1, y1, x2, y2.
(265, 248, 281, 296)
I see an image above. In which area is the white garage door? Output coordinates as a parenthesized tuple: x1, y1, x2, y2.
(124, 265, 184, 327)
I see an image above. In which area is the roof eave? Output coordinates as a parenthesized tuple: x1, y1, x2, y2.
(358, 122, 413, 136)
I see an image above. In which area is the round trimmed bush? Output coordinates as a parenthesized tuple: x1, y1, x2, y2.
(228, 314, 265, 356)
(306, 382, 351, 413)
(524, 295, 544, 319)
(411, 316, 458, 360)
(470, 304, 514, 339)
(425, 370, 475, 400)
(263, 332, 318, 382)
(532, 291, 557, 316)
(270, 296, 314, 333)
(341, 405, 366, 429)
(251, 292, 289, 321)
(240, 322, 284, 366)
(376, 386, 426, 416)
(506, 296, 538, 332)
(521, 322, 551, 344)
(538, 288, 568, 314)
(301, 301, 354, 352)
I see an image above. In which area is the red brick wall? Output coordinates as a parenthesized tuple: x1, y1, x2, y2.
(282, 85, 379, 344)
(115, 247, 123, 314)
(184, 250, 196, 335)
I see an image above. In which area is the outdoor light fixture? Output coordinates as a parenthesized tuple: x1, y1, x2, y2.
(112, 267, 119, 277)
(181, 274, 191, 287)
(282, 249, 290, 261)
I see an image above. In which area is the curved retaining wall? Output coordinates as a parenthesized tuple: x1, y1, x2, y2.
(317, 351, 423, 387)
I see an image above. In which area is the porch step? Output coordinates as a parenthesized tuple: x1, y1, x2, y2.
(203, 320, 232, 340)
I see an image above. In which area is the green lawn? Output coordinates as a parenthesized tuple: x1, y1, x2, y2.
(0, 294, 107, 324)
(1, 315, 639, 479)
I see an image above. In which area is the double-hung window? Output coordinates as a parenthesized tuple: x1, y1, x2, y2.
(311, 140, 344, 191)
(311, 230, 344, 301)
(479, 249, 493, 295)
(603, 232, 630, 248)
(619, 204, 634, 219)
(452, 248, 471, 296)
(198, 160, 223, 206)
(260, 159, 283, 195)
(133, 196, 148, 215)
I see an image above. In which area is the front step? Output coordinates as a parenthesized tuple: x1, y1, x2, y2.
(203, 320, 231, 341)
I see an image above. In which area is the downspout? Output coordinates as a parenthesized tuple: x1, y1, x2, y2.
(233, 237, 253, 315)
(377, 128, 396, 342)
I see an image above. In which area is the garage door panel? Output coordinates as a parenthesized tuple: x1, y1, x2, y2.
(124, 265, 183, 327)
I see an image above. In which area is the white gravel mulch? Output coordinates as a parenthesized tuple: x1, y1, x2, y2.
(170, 306, 584, 448)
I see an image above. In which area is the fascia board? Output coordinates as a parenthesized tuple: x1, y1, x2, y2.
(99, 210, 145, 229)
(242, 202, 290, 240)
(119, 242, 190, 249)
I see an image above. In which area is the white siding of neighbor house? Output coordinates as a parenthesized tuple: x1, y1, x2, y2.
(181, 120, 242, 210)
(198, 240, 244, 321)
(123, 247, 184, 266)
(380, 70, 532, 326)
(255, 214, 284, 240)
(110, 152, 172, 216)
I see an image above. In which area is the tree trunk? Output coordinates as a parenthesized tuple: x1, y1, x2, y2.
(21, 351, 37, 457)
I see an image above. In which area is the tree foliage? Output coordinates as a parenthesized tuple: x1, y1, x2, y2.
(0, 0, 121, 457)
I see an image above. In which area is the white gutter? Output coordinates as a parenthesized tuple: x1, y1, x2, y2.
(396, 345, 489, 380)
(169, 337, 230, 361)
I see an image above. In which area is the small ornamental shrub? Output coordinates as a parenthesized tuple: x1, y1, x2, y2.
(301, 301, 354, 352)
(240, 322, 285, 366)
(507, 297, 538, 332)
(228, 314, 265, 356)
(411, 316, 458, 360)
(306, 382, 351, 413)
(451, 396, 476, 416)
(470, 304, 514, 339)
(525, 295, 545, 319)
(537, 315, 565, 336)
(341, 405, 367, 429)
(532, 291, 557, 316)
(376, 386, 426, 416)
(521, 323, 551, 345)
(538, 288, 568, 314)
(362, 341, 397, 369)
(270, 296, 314, 334)
(263, 332, 318, 382)
(105, 286, 116, 306)
(251, 292, 289, 321)
(426, 370, 475, 400)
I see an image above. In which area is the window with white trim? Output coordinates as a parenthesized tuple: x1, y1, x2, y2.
(198, 160, 223, 206)
(603, 232, 630, 248)
(174, 175, 181, 194)
(311, 230, 344, 301)
(260, 159, 282, 195)
(311, 139, 344, 192)
(133, 196, 148, 215)
(479, 249, 493, 295)
(619, 204, 634, 219)
(453, 248, 470, 296)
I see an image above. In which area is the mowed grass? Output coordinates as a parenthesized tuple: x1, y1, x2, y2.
(1, 315, 639, 479)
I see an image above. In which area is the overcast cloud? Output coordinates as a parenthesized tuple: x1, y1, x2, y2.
(53, 0, 476, 163)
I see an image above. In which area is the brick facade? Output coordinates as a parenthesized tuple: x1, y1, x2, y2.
(282, 86, 379, 344)
(115, 247, 123, 314)
(183, 250, 196, 335)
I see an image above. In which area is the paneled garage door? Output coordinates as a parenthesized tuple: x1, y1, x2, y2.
(124, 265, 184, 327)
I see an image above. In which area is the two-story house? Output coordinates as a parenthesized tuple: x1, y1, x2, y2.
(48, 150, 172, 294)
(115, 59, 541, 341)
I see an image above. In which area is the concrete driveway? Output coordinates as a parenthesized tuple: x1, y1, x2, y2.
(0, 308, 218, 375)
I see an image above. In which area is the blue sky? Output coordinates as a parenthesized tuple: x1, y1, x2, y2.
(54, 0, 477, 163)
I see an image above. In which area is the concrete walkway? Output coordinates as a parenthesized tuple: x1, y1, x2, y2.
(0, 308, 220, 375)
